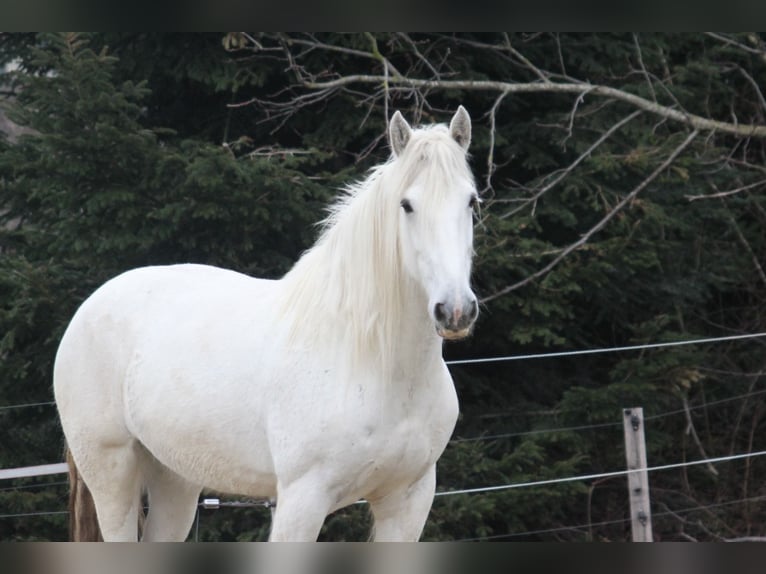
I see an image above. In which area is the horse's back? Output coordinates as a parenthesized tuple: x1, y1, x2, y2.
(55, 263, 271, 370)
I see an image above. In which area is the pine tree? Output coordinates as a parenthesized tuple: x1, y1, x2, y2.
(1, 32, 765, 541)
(0, 33, 330, 540)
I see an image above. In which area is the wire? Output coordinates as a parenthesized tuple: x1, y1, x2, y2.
(4, 493, 764, 540)
(202, 450, 766, 511)
(0, 510, 68, 520)
(457, 516, 631, 541)
(452, 387, 766, 443)
(0, 480, 67, 493)
(644, 388, 766, 422)
(445, 332, 766, 366)
(0, 401, 55, 412)
(0, 388, 758, 451)
(455, 494, 766, 541)
(1, 333, 765, 413)
(434, 449, 766, 497)
(451, 420, 623, 443)
(5, 451, 762, 508)
(4, 465, 765, 533)
(0, 334, 763, 527)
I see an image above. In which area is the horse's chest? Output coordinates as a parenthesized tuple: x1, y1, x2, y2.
(263, 360, 459, 506)
(368, 421, 436, 475)
(336, 390, 457, 499)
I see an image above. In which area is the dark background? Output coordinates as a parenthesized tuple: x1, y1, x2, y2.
(1, 32, 765, 541)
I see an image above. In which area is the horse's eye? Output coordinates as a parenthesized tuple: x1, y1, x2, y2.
(401, 199, 414, 214)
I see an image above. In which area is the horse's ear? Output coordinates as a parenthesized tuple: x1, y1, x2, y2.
(389, 111, 412, 157)
(449, 105, 471, 151)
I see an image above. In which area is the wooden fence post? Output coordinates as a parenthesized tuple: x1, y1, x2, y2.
(622, 407, 653, 542)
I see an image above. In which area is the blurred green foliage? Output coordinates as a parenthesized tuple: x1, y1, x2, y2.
(1, 33, 764, 541)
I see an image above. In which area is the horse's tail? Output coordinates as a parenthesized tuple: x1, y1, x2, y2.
(65, 446, 103, 541)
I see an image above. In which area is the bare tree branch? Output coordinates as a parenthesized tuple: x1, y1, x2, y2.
(481, 129, 699, 302)
(725, 202, 766, 287)
(727, 368, 763, 458)
(482, 90, 509, 196)
(736, 65, 766, 114)
(396, 33, 442, 79)
(725, 537, 766, 542)
(686, 178, 766, 201)
(705, 32, 766, 57)
(563, 87, 595, 145)
(741, 402, 764, 523)
(503, 33, 550, 82)
(633, 33, 657, 103)
(282, 33, 403, 79)
(299, 75, 766, 138)
(682, 396, 720, 477)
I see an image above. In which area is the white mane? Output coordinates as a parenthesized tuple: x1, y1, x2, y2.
(278, 123, 473, 373)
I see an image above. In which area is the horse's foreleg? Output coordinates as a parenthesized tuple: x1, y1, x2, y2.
(369, 465, 436, 542)
(268, 479, 333, 541)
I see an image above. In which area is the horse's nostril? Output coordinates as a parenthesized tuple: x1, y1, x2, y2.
(434, 302, 447, 323)
(468, 299, 478, 321)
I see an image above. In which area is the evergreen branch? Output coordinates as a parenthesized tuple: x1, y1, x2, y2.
(481, 129, 699, 303)
(301, 75, 766, 138)
(500, 109, 643, 220)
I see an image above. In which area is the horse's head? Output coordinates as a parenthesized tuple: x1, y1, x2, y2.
(389, 107, 479, 340)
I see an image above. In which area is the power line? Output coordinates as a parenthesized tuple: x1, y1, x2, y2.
(445, 332, 766, 366)
(457, 516, 632, 541)
(0, 510, 68, 520)
(451, 420, 623, 443)
(4, 450, 762, 521)
(3, 456, 764, 531)
(0, 480, 67, 493)
(1, 333, 765, 413)
(452, 387, 766, 443)
(4, 493, 764, 539)
(0, 401, 55, 412)
(644, 388, 766, 422)
(455, 494, 766, 541)
(0, 386, 759, 448)
(189, 450, 766, 513)
(434, 449, 766, 497)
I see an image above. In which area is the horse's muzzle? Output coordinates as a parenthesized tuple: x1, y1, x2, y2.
(434, 297, 478, 340)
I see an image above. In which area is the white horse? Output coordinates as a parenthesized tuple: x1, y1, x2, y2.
(54, 107, 479, 542)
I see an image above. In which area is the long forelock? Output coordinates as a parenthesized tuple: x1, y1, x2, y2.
(390, 124, 473, 204)
(324, 123, 471, 223)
